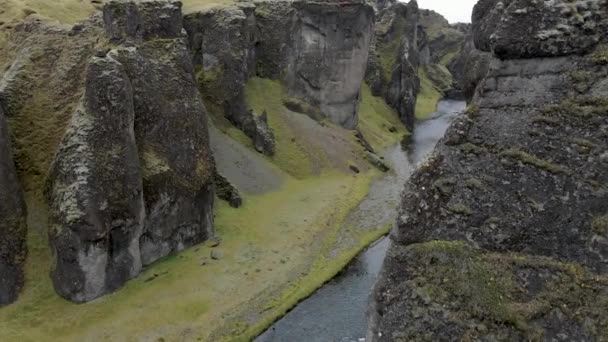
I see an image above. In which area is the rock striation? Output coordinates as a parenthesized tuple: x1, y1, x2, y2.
(0, 103, 27, 306)
(43, 0, 215, 302)
(369, 0, 608, 340)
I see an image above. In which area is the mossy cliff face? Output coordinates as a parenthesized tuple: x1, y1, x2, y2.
(1, 0, 215, 303)
(0, 102, 27, 306)
(366, 0, 420, 129)
(369, 0, 608, 340)
(184, 0, 374, 133)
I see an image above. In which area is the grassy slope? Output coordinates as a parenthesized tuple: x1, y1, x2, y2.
(1, 76, 403, 341)
(415, 67, 442, 120)
(358, 83, 409, 151)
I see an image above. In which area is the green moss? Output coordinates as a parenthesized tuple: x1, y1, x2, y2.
(532, 115, 560, 126)
(415, 68, 442, 120)
(590, 45, 608, 65)
(3, 170, 381, 341)
(432, 177, 456, 195)
(244, 77, 314, 179)
(465, 104, 480, 119)
(424, 64, 453, 93)
(407, 241, 608, 339)
(377, 17, 406, 82)
(358, 83, 409, 151)
(141, 149, 171, 179)
(592, 215, 608, 235)
(501, 148, 571, 175)
(460, 142, 486, 156)
(464, 177, 484, 190)
(447, 203, 472, 216)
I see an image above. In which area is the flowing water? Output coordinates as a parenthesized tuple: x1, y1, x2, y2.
(256, 100, 467, 342)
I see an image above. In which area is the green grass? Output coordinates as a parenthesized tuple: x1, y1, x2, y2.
(358, 83, 409, 151)
(1, 170, 381, 341)
(415, 68, 442, 120)
(244, 77, 316, 179)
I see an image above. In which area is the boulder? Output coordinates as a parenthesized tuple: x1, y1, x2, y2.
(0, 103, 27, 306)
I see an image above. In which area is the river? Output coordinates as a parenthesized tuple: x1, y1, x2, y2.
(255, 100, 466, 342)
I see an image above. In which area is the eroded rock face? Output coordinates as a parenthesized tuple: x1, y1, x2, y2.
(0, 104, 27, 306)
(473, 0, 608, 59)
(286, 0, 373, 129)
(46, 56, 144, 303)
(366, 0, 420, 129)
(184, 0, 374, 132)
(103, 1, 215, 267)
(46, 0, 215, 301)
(449, 28, 493, 102)
(369, 0, 608, 339)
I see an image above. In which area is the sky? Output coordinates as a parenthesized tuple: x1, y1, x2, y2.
(416, 0, 478, 23)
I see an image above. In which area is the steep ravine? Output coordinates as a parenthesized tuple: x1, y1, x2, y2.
(369, 0, 608, 340)
(0, 0, 472, 341)
(257, 100, 465, 342)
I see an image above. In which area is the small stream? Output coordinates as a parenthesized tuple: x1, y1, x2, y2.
(256, 100, 466, 342)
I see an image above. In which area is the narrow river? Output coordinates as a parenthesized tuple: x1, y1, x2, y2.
(255, 100, 466, 342)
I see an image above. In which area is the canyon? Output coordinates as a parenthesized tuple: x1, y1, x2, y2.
(0, 0, 606, 341)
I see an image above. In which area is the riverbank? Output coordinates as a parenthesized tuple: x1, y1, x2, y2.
(256, 100, 466, 342)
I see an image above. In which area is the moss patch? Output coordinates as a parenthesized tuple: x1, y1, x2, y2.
(244, 77, 317, 179)
(415, 68, 442, 120)
(501, 148, 571, 175)
(592, 215, 608, 235)
(358, 83, 409, 151)
(403, 241, 608, 339)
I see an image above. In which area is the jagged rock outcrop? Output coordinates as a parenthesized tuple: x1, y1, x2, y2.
(449, 28, 493, 102)
(45, 0, 215, 302)
(185, 0, 374, 135)
(369, 0, 608, 340)
(0, 104, 27, 306)
(46, 55, 144, 303)
(366, 0, 420, 129)
(418, 9, 466, 98)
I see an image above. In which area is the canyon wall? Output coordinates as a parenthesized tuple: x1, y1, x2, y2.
(0, 0, 215, 303)
(184, 0, 374, 136)
(369, 0, 608, 340)
(0, 102, 27, 305)
(366, 0, 420, 129)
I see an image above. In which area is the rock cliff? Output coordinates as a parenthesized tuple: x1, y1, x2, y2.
(369, 0, 608, 340)
(0, 103, 27, 306)
(366, 0, 420, 129)
(184, 0, 374, 137)
(1, 0, 215, 303)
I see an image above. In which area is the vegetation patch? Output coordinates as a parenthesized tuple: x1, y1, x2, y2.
(501, 148, 571, 175)
(592, 215, 608, 235)
(358, 83, 409, 151)
(415, 68, 442, 120)
(245, 77, 315, 179)
(404, 241, 608, 339)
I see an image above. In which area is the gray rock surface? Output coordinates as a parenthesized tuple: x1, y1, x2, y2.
(46, 56, 144, 303)
(286, 0, 373, 129)
(107, 21, 214, 267)
(185, 0, 373, 131)
(0, 103, 27, 306)
(45, 0, 215, 301)
(369, 0, 608, 340)
(473, 0, 608, 59)
(366, 0, 420, 129)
